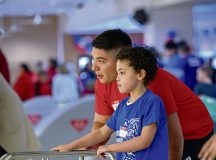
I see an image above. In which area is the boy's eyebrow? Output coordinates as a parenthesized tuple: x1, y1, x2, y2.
(117, 68, 125, 71)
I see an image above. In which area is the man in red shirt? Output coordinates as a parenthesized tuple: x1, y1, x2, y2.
(91, 29, 213, 160)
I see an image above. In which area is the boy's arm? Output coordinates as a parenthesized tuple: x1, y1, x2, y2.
(97, 123, 157, 157)
(51, 125, 113, 152)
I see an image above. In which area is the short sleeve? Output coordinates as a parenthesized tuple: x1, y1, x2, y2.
(142, 97, 166, 127)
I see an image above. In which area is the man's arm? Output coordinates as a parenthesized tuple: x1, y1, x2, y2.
(86, 113, 111, 149)
(167, 112, 184, 160)
(92, 113, 111, 131)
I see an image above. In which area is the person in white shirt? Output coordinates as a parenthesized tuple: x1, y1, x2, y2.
(52, 63, 79, 104)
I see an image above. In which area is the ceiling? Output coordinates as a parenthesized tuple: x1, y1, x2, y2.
(0, 0, 197, 17)
(0, 0, 86, 16)
(0, 0, 213, 35)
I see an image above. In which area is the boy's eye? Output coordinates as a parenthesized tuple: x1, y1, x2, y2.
(120, 72, 125, 75)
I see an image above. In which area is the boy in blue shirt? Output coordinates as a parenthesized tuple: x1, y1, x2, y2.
(51, 47, 168, 160)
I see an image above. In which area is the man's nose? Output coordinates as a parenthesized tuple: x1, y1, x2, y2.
(92, 63, 98, 71)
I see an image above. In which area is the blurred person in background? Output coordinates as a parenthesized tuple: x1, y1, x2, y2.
(0, 48, 10, 83)
(52, 63, 79, 104)
(0, 74, 40, 156)
(161, 41, 184, 80)
(79, 63, 96, 96)
(66, 62, 80, 96)
(178, 40, 204, 90)
(13, 63, 35, 101)
(34, 71, 51, 96)
(194, 64, 216, 98)
(47, 58, 58, 83)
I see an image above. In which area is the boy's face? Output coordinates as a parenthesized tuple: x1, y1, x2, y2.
(116, 60, 141, 94)
(91, 47, 117, 84)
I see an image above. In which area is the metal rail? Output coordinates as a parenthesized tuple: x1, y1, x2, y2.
(0, 150, 115, 160)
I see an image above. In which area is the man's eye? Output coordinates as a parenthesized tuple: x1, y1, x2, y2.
(98, 60, 105, 63)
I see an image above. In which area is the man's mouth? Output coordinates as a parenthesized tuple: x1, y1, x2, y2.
(96, 74, 103, 79)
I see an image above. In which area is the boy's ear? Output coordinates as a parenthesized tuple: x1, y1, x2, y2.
(138, 69, 146, 80)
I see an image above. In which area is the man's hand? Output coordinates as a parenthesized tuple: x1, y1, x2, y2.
(50, 144, 71, 152)
(198, 134, 216, 160)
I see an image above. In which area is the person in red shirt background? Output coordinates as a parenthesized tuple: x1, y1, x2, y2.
(0, 48, 10, 83)
(47, 58, 58, 83)
(91, 29, 213, 160)
(13, 63, 34, 101)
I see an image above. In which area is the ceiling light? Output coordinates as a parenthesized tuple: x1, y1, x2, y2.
(33, 15, 42, 25)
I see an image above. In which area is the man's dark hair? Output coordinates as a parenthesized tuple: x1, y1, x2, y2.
(92, 29, 132, 50)
(116, 46, 157, 85)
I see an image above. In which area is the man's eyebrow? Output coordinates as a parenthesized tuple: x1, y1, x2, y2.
(95, 57, 107, 60)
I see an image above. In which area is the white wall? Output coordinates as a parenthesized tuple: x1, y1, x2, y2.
(0, 16, 58, 84)
(151, 3, 193, 52)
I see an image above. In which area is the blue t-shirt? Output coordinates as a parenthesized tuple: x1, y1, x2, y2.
(181, 54, 204, 90)
(106, 90, 168, 160)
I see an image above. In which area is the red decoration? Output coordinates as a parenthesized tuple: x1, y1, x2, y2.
(28, 114, 42, 125)
(70, 119, 88, 132)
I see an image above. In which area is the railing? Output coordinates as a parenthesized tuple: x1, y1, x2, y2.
(0, 150, 115, 160)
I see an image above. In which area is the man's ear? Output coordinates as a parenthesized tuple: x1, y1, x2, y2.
(138, 69, 146, 80)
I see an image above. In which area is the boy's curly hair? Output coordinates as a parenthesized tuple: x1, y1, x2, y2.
(116, 46, 158, 85)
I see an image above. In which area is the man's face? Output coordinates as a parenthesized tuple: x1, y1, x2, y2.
(91, 47, 117, 84)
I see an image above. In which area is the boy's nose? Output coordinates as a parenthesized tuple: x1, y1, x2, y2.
(116, 75, 119, 81)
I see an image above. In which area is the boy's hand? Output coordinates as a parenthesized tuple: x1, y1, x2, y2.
(97, 145, 109, 158)
(50, 144, 71, 152)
